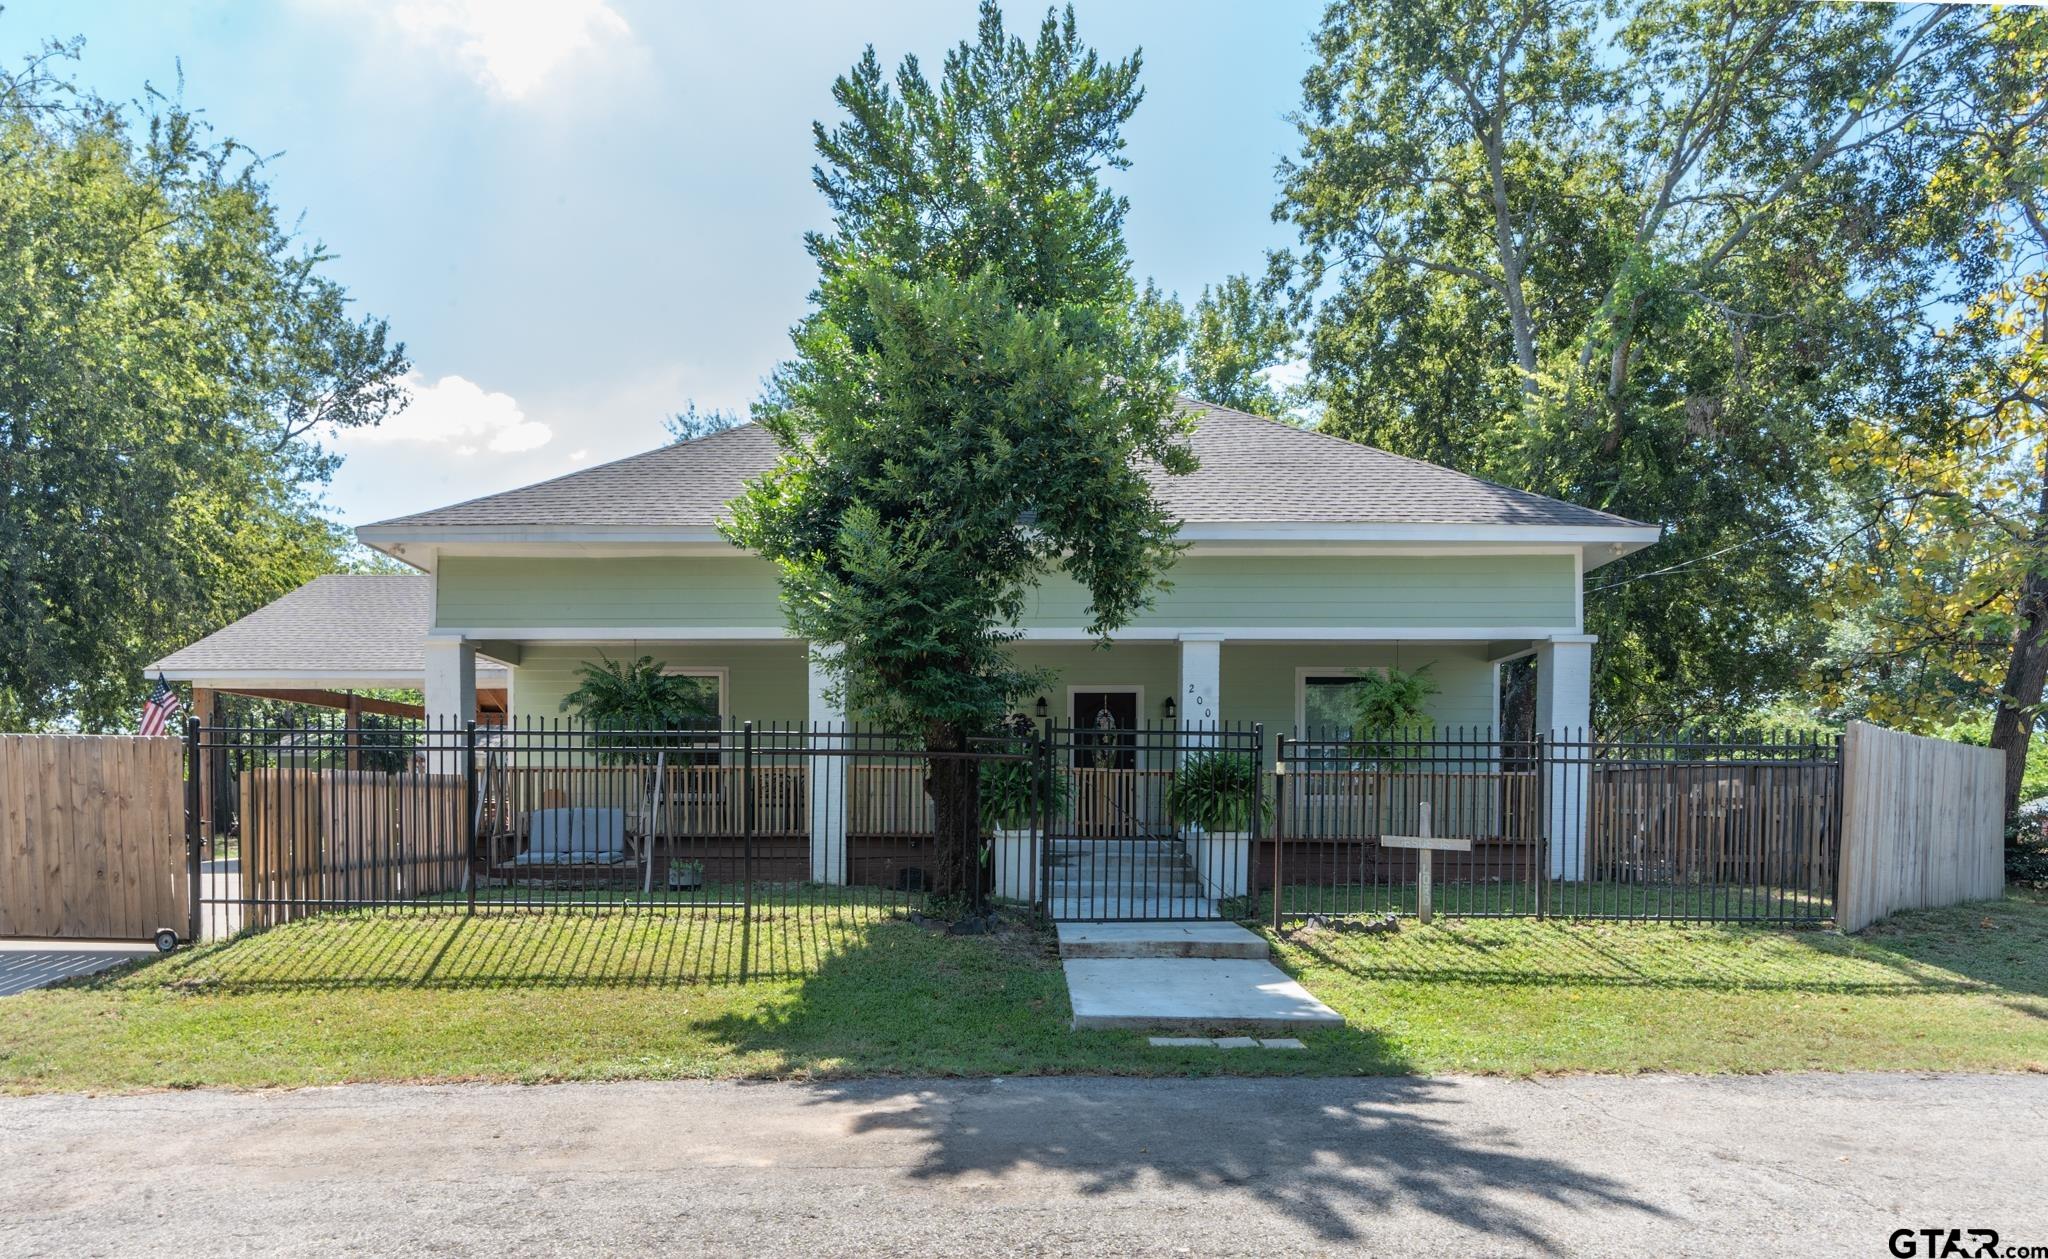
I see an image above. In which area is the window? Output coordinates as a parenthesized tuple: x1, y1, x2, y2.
(1301, 675, 1363, 736)
(658, 666, 727, 765)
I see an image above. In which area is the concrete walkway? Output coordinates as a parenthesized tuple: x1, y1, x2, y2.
(1057, 920, 1343, 1032)
(0, 941, 156, 997)
(1, 1074, 2040, 1257)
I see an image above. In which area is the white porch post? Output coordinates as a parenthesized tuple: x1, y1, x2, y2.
(422, 636, 476, 775)
(1535, 634, 1594, 881)
(1177, 633, 1223, 740)
(807, 645, 848, 885)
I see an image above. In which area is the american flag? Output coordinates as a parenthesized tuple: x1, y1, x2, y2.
(138, 675, 182, 737)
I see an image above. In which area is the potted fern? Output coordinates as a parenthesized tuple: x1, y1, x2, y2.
(1166, 751, 1270, 898)
(977, 740, 1069, 903)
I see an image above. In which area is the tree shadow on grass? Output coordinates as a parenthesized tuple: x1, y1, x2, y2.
(79, 903, 911, 995)
(1276, 901, 2048, 1000)
(768, 1074, 1668, 1250)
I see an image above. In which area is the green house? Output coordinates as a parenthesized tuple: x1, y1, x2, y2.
(356, 401, 1655, 747)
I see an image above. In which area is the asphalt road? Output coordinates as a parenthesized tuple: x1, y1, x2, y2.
(2, 1073, 2042, 1257)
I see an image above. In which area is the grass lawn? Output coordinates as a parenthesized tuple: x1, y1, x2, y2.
(2, 893, 2044, 1092)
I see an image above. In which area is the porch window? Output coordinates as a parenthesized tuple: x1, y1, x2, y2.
(1299, 671, 1378, 738)
(657, 666, 726, 765)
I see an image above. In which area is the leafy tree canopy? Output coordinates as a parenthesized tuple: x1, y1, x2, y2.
(1139, 273, 1297, 416)
(1278, 0, 1998, 725)
(0, 38, 408, 729)
(724, 2, 1192, 897)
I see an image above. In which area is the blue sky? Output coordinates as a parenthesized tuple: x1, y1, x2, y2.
(6, 1, 1321, 526)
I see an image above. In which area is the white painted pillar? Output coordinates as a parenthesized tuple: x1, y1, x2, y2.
(1535, 635, 1595, 881)
(1177, 633, 1223, 736)
(422, 636, 476, 775)
(806, 645, 848, 885)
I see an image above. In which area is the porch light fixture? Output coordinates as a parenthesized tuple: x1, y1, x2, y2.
(1034, 695, 1049, 720)
(1162, 696, 1177, 720)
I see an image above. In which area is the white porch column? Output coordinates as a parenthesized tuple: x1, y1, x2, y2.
(422, 636, 476, 775)
(807, 645, 848, 885)
(1535, 635, 1594, 881)
(1177, 633, 1223, 738)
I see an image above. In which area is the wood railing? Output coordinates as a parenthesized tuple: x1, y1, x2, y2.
(1279, 769, 1539, 840)
(490, 765, 807, 838)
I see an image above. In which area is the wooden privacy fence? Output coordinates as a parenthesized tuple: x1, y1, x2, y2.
(0, 735, 187, 940)
(1586, 761, 1839, 890)
(1836, 721, 2005, 933)
(239, 768, 466, 928)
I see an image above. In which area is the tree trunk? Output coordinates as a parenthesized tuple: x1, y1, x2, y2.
(1991, 472, 2048, 835)
(923, 721, 984, 905)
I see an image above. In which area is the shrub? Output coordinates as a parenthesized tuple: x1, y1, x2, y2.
(1166, 751, 1270, 832)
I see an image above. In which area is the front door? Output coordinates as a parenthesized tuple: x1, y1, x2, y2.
(1069, 690, 1139, 771)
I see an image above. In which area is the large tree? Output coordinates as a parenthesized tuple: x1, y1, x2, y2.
(1278, 0, 1992, 724)
(1816, 8, 2048, 822)
(0, 39, 407, 729)
(725, 4, 1192, 904)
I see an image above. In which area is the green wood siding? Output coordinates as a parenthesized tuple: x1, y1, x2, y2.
(437, 556, 785, 630)
(439, 552, 1578, 634)
(510, 642, 808, 726)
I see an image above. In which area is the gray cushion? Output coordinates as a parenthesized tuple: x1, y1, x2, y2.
(513, 807, 627, 865)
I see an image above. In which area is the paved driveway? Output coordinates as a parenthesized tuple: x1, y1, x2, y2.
(1, 1073, 2041, 1256)
(0, 941, 155, 997)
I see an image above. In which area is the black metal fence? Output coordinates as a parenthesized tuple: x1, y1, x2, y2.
(1272, 727, 1841, 927)
(183, 719, 1844, 967)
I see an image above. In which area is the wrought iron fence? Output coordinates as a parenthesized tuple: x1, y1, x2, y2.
(182, 718, 1845, 971)
(1269, 727, 1841, 926)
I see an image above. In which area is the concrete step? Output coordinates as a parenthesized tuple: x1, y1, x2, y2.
(1048, 882, 1202, 899)
(1049, 898, 1219, 922)
(1055, 921, 1270, 960)
(1063, 958, 1345, 1032)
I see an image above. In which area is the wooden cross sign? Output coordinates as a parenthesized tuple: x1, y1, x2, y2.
(1380, 802, 1472, 924)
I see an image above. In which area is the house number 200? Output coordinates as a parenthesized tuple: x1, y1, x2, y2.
(1185, 683, 1213, 720)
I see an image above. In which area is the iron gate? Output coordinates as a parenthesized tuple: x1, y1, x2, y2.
(1040, 722, 1264, 921)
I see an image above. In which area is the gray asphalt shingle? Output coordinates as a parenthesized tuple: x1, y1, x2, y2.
(362, 399, 1644, 532)
(149, 575, 508, 678)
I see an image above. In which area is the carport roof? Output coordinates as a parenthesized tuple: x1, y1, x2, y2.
(148, 575, 509, 687)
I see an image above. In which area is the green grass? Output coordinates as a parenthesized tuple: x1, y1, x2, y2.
(1268, 878, 1834, 922)
(3, 893, 2044, 1092)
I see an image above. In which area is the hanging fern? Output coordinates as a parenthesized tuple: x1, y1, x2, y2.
(1348, 663, 1439, 734)
(559, 655, 720, 763)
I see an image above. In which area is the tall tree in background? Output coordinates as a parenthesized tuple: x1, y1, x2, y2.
(1141, 274, 1297, 416)
(1278, 0, 1991, 724)
(0, 39, 408, 730)
(1819, 9, 2048, 822)
(726, 3, 1192, 905)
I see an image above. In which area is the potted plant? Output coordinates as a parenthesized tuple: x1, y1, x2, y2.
(1166, 750, 1270, 898)
(977, 753, 1069, 903)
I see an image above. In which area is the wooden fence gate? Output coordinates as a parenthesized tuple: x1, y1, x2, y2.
(0, 735, 188, 941)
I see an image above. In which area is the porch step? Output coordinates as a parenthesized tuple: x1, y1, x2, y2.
(1063, 958, 1344, 1032)
(1050, 896, 1218, 922)
(1055, 921, 1270, 960)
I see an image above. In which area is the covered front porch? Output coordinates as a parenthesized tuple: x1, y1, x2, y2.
(415, 631, 1595, 900)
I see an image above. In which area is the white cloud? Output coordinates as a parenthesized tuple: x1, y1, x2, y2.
(369, 0, 633, 100)
(341, 372, 553, 455)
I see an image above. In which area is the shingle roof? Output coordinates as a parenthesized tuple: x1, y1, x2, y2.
(361, 400, 1646, 532)
(149, 575, 508, 680)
